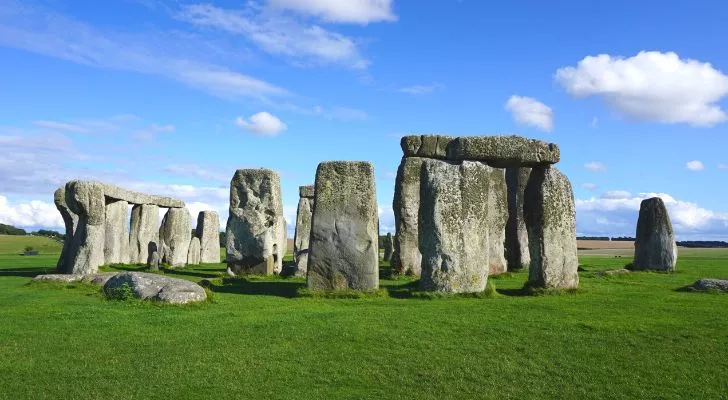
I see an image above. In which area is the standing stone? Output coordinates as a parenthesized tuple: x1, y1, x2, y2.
(633, 197, 678, 271)
(294, 185, 314, 276)
(392, 156, 425, 276)
(187, 237, 201, 265)
(523, 166, 579, 289)
(129, 204, 160, 265)
(505, 167, 532, 271)
(65, 180, 106, 275)
(418, 159, 491, 293)
(159, 208, 192, 268)
(488, 168, 508, 275)
(197, 211, 220, 264)
(104, 200, 130, 265)
(277, 218, 288, 274)
(147, 250, 160, 271)
(307, 161, 379, 291)
(54, 187, 78, 273)
(225, 169, 285, 275)
(383, 233, 393, 262)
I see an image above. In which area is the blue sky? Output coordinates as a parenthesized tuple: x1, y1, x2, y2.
(1, 0, 727, 239)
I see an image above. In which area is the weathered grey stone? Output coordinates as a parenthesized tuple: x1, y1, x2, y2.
(524, 166, 579, 289)
(129, 204, 159, 264)
(299, 185, 315, 198)
(447, 135, 560, 167)
(196, 211, 220, 264)
(400, 135, 454, 159)
(84, 272, 119, 286)
(225, 169, 285, 276)
(505, 167, 531, 270)
(102, 183, 184, 208)
(187, 237, 201, 265)
(33, 272, 118, 285)
(54, 187, 78, 273)
(633, 197, 678, 271)
(104, 200, 130, 265)
(692, 278, 728, 292)
(488, 168, 508, 275)
(307, 161, 379, 291)
(148, 250, 160, 271)
(383, 233, 393, 262)
(64, 180, 106, 275)
(103, 272, 206, 304)
(418, 159, 491, 293)
(294, 186, 314, 276)
(277, 218, 287, 274)
(159, 208, 192, 268)
(391, 156, 425, 276)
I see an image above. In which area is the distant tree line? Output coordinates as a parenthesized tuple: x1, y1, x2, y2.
(0, 223, 66, 240)
(677, 241, 728, 248)
(0, 223, 27, 235)
(611, 237, 636, 241)
(576, 236, 610, 241)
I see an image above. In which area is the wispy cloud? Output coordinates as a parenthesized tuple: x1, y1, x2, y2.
(268, 0, 397, 24)
(686, 160, 705, 171)
(584, 161, 607, 172)
(397, 83, 445, 95)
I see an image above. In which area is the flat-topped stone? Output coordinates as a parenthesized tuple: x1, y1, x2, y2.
(400, 135, 454, 159)
(103, 272, 207, 304)
(101, 182, 185, 207)
(34, 272, 119, 286)
(446, 135, 560, 167)
(299, 185, 315, 198)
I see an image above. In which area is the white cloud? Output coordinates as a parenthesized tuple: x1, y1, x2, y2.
(602, 190, 631, 200)
(397, 83, 445, 95)
(0, 195, 64, 230)
(582, 183, 598, 191)
(267, 0, 397, 24)
(378, 205, 395, 234)
(555, 51, 728, 127)
(504, 95, 554, 132)
(235, 112, 288, 136)
(32, 120, 89, 133)
(686, 160, 705, 171)
(584, 162, 607, 172)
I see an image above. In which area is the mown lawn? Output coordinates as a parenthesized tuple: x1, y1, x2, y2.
(0, 248, 727, 399)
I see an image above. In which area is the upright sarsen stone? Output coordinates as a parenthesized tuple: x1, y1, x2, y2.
(307, 161, 379, 291)
(488, 168, 508, 275)
(392, 156, 425, 276)
(383, 232, 393, 262)
(505, 167, 531, 270)
(633, 197, 677, 271)
(197, 211, 220, 264)
(159, 208, 192, 267)
(523, 166, 579, 289)
(294, 185, 314, 276)
(65, 180, 106, 275)
(104, 200, 130, 265)
(419, 159, 491, 293)
(54, 187, 78, 273)
(225, 169, 285, 275)
(187, 236, 201, 265)
(129, 204, 160, 265)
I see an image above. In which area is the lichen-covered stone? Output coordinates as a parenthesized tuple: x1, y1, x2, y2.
(447, 135, 560, 167)
(294, 186, 314, 276)
(505, 167, 531, 270)
(419, 159, 491, 293)
(307, 161, 379, 291)
(400, 135, 454, 159)
(54, 187, 78, 273)
(391, 156, 425, 276)
(299, 185, 315, 198)
(187, 236, 201, 265)
(159, 208, 191, 268)
(383, 232, 393, 262)
(64, 180, 106, 275)
(633, 197, 677, 271)
(196, 211, 220, 264)
(692, 278, 728, 292)
(225, 169, 285, 276)
(104, 200, 130, 265)
(487, 168, 508, 275)
(129, 204, 159, 265)
(523, 166, 579, 289)
(103, 272, 206, 304)
(102, 184, 184, 208)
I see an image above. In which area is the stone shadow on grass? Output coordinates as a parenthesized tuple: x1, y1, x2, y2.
(0, 267, 54, 277)
(208, 277, 305, 298)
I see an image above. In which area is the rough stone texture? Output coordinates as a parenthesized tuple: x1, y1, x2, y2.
(505, 167, 531, 270)
(64, 180, 106, 275)
(307, 161, 379, 291)
(277, 218, 288, 274)
(33, 272, 118, 285)
(293, 186, 314, 276)
(447, 135, 560, 167)
(103, 272, 207, 304)
(148, 251, 160, 271)
(488, 168, 508, 275)
(102, 183, 184, 208)
(299, 185, 315, 198)
(383, 233, 393, 262)
(104, 200, 131, 265)
(225, 169, 285, 276)
(159, 208, 192, 268)
(692, 278, 728, 292)
(391, 156, 425, 276)
(187, 237, 201, 265)
(54, 187, 78, 273)
(400, 135, 454, 159)
(129, 204, 160, 265)
(418, 159, 491, 293)
(196, 211, 220, 264)
(633, 197, 678, 272)
(523, 166, 579, 289)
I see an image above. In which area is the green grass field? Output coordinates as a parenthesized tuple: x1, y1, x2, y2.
(0, 240, 727, 399)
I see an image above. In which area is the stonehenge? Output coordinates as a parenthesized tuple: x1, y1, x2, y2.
(293, 185, 314, 276)
(197, 211, 221, 264)
(307, 161, 379, 291)
(225, 169, 286, 276)
(391, 156, 425, 275)
(633, 197, 677, 271)
(187, 237, 201, 265)
(505, 167, 531, 271)
(54, 180, 219, 275)
(487, 168, 508, 275)
(382, 232, 393, 263)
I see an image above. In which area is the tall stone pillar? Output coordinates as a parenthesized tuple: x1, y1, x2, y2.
(104, 200, 131, 265)
(293, 185, 314, 276)
(129, 204, 160, 265)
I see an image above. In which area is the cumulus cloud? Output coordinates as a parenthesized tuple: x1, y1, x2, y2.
(267, 0, 397, 24)
(378, 205, 395, 233)
(584, 162, 607, 172)
(0, 195, 64, 230)
(601, 190, 631, 200)
(504, 95, 554, 132)
(686, 160, 705, 171)
(555, 51, 728, 127)
(235, 112, 288, 136)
